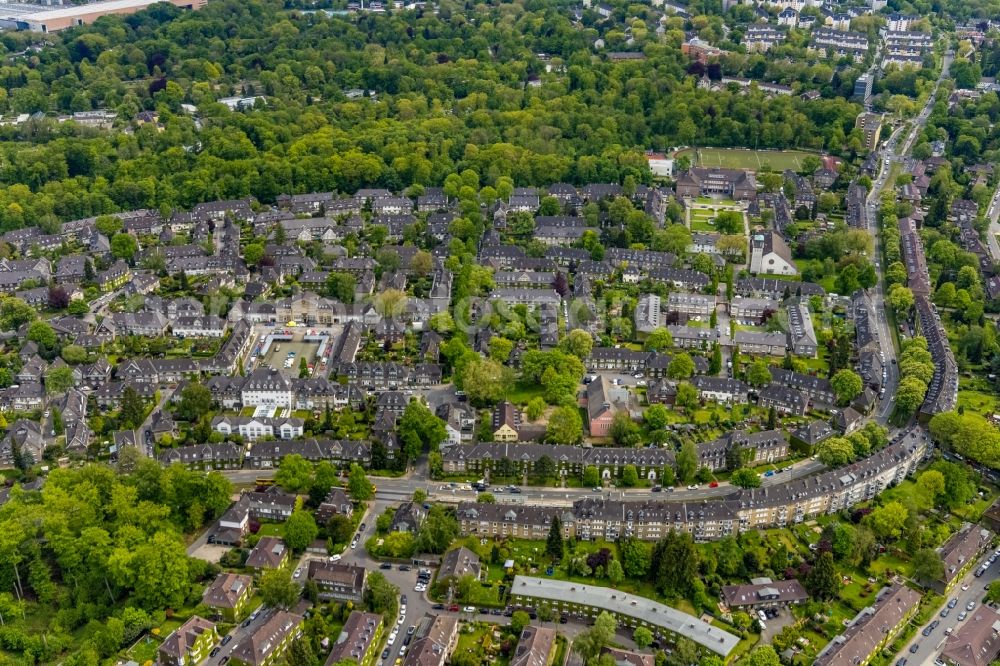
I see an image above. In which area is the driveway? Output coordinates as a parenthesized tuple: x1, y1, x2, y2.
(189, 543, 230, 563)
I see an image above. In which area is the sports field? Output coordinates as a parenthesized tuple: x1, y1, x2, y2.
(673, 147, 817, 172)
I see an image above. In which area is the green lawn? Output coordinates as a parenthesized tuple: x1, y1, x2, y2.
(675, 147, 818, 172)
(691, 218, 718, 232)
(956, 388, 999, 417)
(256, 523, 283, 537)
(126, 635, 162, 664)
(505, 381, 547, 405)
(454, 624, 510, 666)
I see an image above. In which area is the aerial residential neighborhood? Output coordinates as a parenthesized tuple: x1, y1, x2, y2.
(0, 0, 996, 666)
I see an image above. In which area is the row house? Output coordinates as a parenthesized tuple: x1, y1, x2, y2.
(757, 385, 809, 416)
(488, 288, 561, 306)
(605, 248, 677, 271)
(646, 268, 711, 291)
(665, 293, 715, 321)
(535, 226, 586, 246)
(814, 584, 921, 666)
(165, 255, 241, 276)
(337, 362, 441, 389)
(160, 443, 244, 469)
(453, 427, 927, 543)
(730, 297, 778, 323)
(769, 367, 836, 405)
(734, 330, 788, 356)
(274, 191, 334, 214)
(634, 293, 662, 334)
(292, 378, 365, 412)
(787, 300, 818, 357)
(244, 438, 374, 469)
(173, 315, 227, 338)
(443, 441, 676, 483)
(493, 270, 556, 289)
(667, 324, 719, 349)
(91, 380, 156, 408)
(109, 311, 169, 337)
(0, 269, 45, 294)
(691, 376, 749, 405)
(211, 416, 305, 441)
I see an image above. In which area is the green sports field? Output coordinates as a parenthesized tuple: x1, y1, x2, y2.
(673, 147, 818, 172)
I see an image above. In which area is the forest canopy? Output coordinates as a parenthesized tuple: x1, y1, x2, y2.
(0, 0, 867, 231)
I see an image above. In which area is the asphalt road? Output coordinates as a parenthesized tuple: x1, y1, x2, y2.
(202, 604, 274, 666)
(861, 52, 954, 426)
(897, 549, 1000, 666)
(864, 140, 902, 426)
(984, 180, 1000, 264)
(221, 456, 828, 505)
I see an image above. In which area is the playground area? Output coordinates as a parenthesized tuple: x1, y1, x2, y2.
(673, 147, 818, 172)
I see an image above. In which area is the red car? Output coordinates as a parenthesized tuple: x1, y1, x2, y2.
(448, 604, 459, 612)
(709, 481, 719, 488)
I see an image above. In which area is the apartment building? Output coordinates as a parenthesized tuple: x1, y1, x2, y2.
(814, 584, 921, 666)
(230, 611, 304, 666)
(721, 578, 809, 610)
(634, 293, 663, 334)
(306, 561, 366, 602)
(159, 616, 217, 666)
(454, 428, 928, 542)
(665, 293, 715, 321)
(730, 297, 778, 323)
(326, 611, 383, 666)
(510, 577, 739, 659)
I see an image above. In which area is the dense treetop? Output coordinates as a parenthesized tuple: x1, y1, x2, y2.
(0, 0, 867, 230)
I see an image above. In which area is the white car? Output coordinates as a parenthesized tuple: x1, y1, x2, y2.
(387, 633, 397, 646)
(293, 568, 301, 579)
(398, 615, 405, 625)
(463, 606, 476, 613)
(329, 554, 341, 562)
(687, 484, 699, 490)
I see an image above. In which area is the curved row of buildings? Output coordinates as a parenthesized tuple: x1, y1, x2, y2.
(456, 426, 929, 542)
(898, 217, 959, 417)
